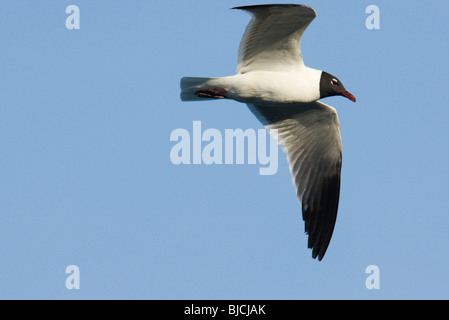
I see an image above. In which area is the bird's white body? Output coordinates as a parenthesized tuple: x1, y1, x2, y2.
(182, 67, 322, 105)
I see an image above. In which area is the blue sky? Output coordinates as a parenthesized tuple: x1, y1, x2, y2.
(0, 0, 448, 299)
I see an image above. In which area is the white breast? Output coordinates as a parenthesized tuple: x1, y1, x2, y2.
(223, 67, 322, 105)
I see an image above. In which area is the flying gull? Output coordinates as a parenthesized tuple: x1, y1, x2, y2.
(180, 4, 356, 261)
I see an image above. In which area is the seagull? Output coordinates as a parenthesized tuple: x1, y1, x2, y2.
(180, 4, 356, 261)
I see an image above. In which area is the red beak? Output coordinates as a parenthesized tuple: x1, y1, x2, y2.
(341, 90, 356, 103)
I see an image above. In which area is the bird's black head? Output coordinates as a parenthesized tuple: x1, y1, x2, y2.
(319, 71, 356, 102)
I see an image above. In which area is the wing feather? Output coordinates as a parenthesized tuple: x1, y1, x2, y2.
(248, 102, 342, 260)
(233, 4, 316, 73)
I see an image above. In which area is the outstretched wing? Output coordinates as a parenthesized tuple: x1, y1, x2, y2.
(248, 101, 342, 261)
(233, 4, 316, 73)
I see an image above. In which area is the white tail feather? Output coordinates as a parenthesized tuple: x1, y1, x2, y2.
(180, 77, 219, 101)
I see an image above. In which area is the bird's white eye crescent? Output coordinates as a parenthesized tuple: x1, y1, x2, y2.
(331, 79, 338, 85)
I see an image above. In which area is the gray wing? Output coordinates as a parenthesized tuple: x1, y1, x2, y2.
(233, 4, 316, 73)
(248, 102, 342, 261)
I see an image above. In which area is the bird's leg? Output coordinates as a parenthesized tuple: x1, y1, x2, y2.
(195, 88, 227, 99)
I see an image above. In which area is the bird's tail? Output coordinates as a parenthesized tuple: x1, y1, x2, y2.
(180, 77, 220, 101)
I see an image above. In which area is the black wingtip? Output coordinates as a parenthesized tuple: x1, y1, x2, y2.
(232, 4, 311, 10)
(314, 251, 325, 262)
(231, 4, 317, 19)
(311, 245, 325, 261)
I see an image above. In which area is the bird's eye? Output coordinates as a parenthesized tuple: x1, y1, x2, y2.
(331, 79, 339, 85)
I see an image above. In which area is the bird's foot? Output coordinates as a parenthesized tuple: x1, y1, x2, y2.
(195, 88, 227, 99)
